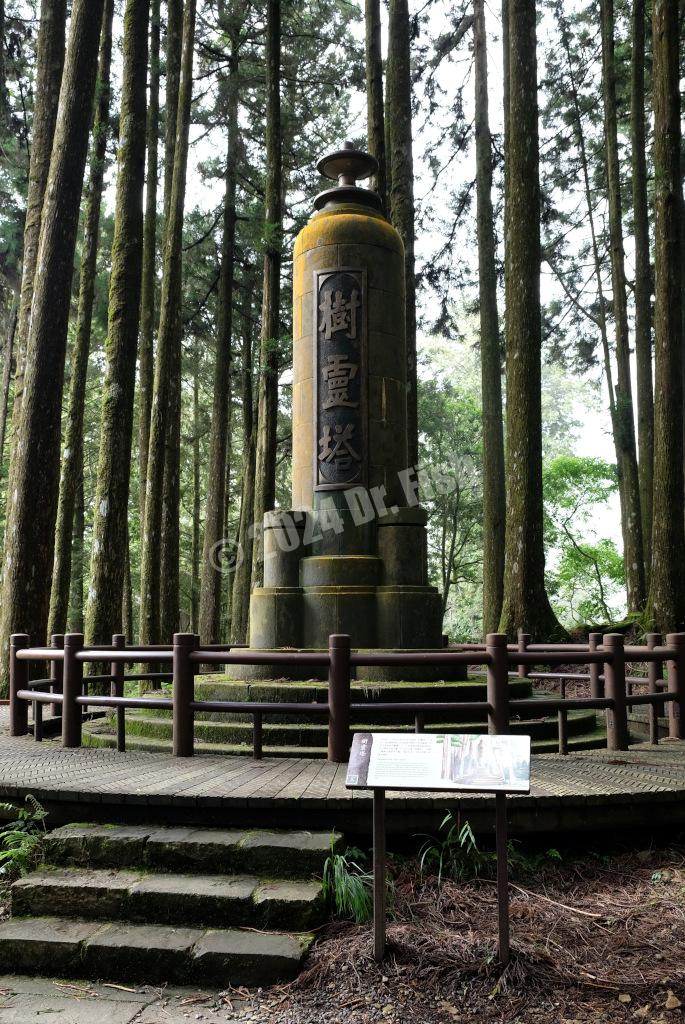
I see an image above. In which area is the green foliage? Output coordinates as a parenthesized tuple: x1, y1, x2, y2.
(419, 813, 562, 884)
(419, 816, 490, 883)
(0, 795, 47, 876)
(543, 455, 625, 626)
(322, 840, 374, 924)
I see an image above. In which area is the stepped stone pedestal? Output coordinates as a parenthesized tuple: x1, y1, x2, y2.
(249, 142, 443, 659)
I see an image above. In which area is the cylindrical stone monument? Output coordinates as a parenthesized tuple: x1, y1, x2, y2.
(249, 142, 443, 654)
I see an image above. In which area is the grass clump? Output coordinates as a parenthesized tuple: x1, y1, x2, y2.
(322, 839, 374, 924)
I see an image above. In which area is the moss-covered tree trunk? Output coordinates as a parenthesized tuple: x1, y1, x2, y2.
(647, 0, 685, 632)
(631, 0, 653, 580)
(84, 0, 150, 646)
(7, 0, 66, 452)
(0, 0, 106, 690)
(251, 0, 282, 591)
(387, 0, 418, 469)
(68, 470, 84, 633)
(157, 0, 186, 643)
(198, 29, 239, 643)
(600, 0, 646, 612)
(0, 298, 17, 467)
(48, 0, 115, 638)
(138, 0, 161, 526)
(191, 355, 201, 633)
(498, 0, 564, 642)
(473, 0, 505, 636)
(365, 0, 387, 212)
(140, 0, 196, 645)
(232, 285, 257, 643)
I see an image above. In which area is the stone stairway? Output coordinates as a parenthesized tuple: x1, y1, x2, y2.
(82, 675, 607, 756)
(0, 823, 339, 986)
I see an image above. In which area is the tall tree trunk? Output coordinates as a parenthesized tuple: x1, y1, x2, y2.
(122, 527, 133, 640)
(48, 0, 115, 638)
(156, 0, 186, 644)
(198, 31, 238, 643)
(0, 0, 105, 691)
(365, 0, 387, 212)
(232, 285, 257, 643)
(251, 0, 282, 591)
(138, 0, 161, 525)
(221, 388, 234, 641)
(8, 0, 66, 449)
(163, 0, 183, 223)
(473, 0, 505, 636)
(0, 297, 17, 465)
(68, 469, 84, 633)
(85, 0, 150, 646)
(555, 5, 640, 616)
(387, 0, 418, 469)
(498, 0, 564, 641)
(631, 0, 654, 580)
(647, 0, 685, 632)
(140, 0, 196, 645)
(600, 0, 646, 612)
(190, 355, 200, 634)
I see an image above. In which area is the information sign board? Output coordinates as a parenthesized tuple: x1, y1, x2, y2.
(346, 732, 531, 793)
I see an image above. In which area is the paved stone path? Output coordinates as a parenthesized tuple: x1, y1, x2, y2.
(0, 976, 243, 1023)
(0, 733, 684, 831)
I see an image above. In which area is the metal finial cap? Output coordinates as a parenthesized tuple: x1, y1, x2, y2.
(314, 141, 382, 212)
(317, 141, 378, 186)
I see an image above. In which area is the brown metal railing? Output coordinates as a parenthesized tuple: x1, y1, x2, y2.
(9, 630, 685, 762)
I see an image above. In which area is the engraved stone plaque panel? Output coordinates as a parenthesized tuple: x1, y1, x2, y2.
(314, 268, 367, 491)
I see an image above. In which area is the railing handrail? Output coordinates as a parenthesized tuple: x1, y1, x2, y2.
(9, 630, 685, 760)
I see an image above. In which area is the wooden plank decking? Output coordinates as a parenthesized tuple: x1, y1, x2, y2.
(0, 732, 684, 834)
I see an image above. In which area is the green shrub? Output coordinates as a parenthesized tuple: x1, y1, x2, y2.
(0, 795, 48, 876)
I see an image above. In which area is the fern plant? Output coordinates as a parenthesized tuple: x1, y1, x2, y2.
(0, 795, 48, 876)
(322, 840, 374, 924)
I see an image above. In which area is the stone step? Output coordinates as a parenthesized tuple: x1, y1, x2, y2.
(114, 708, 600, 745)
(44, 823, 340, 878)
(82, 723, 608, 757)
(12, 867, 323, 931)
(137, 675, 534, 722)
(0, 915, 311, 986)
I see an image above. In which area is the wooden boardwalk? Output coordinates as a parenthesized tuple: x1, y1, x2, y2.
(0, 733, 684, 834)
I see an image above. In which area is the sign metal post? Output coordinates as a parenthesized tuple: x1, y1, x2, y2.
(348, 732, 530, 967)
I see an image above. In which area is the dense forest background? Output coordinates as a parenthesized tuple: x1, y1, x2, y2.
(0, 0, 681, 693)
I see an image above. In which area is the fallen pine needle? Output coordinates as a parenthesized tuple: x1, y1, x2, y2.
(509, 884, 605, 918)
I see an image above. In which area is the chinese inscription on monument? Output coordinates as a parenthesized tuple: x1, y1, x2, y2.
(315, 269, 366, 489)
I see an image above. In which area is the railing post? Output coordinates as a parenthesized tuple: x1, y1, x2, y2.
(558, 679, 568, 755)
(50, 634, 64, 719)
(111, 634, 126, 753)
(603, 633, 628, 751)
(9, 634, 29, 737)
(328, 634, 351, 762)
(589, 632, 602, 699)
(173, 633, 196, 757)
(666, 633, 685, 741)
(517, 632, 530, 679)
(486, 633, 509, 735)
(647, 632, 663, 743)
(62, 633, 84, 748)
(253, 711, 263, 760)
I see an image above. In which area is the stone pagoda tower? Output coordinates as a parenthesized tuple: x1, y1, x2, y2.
(249, 142, 443, 652)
